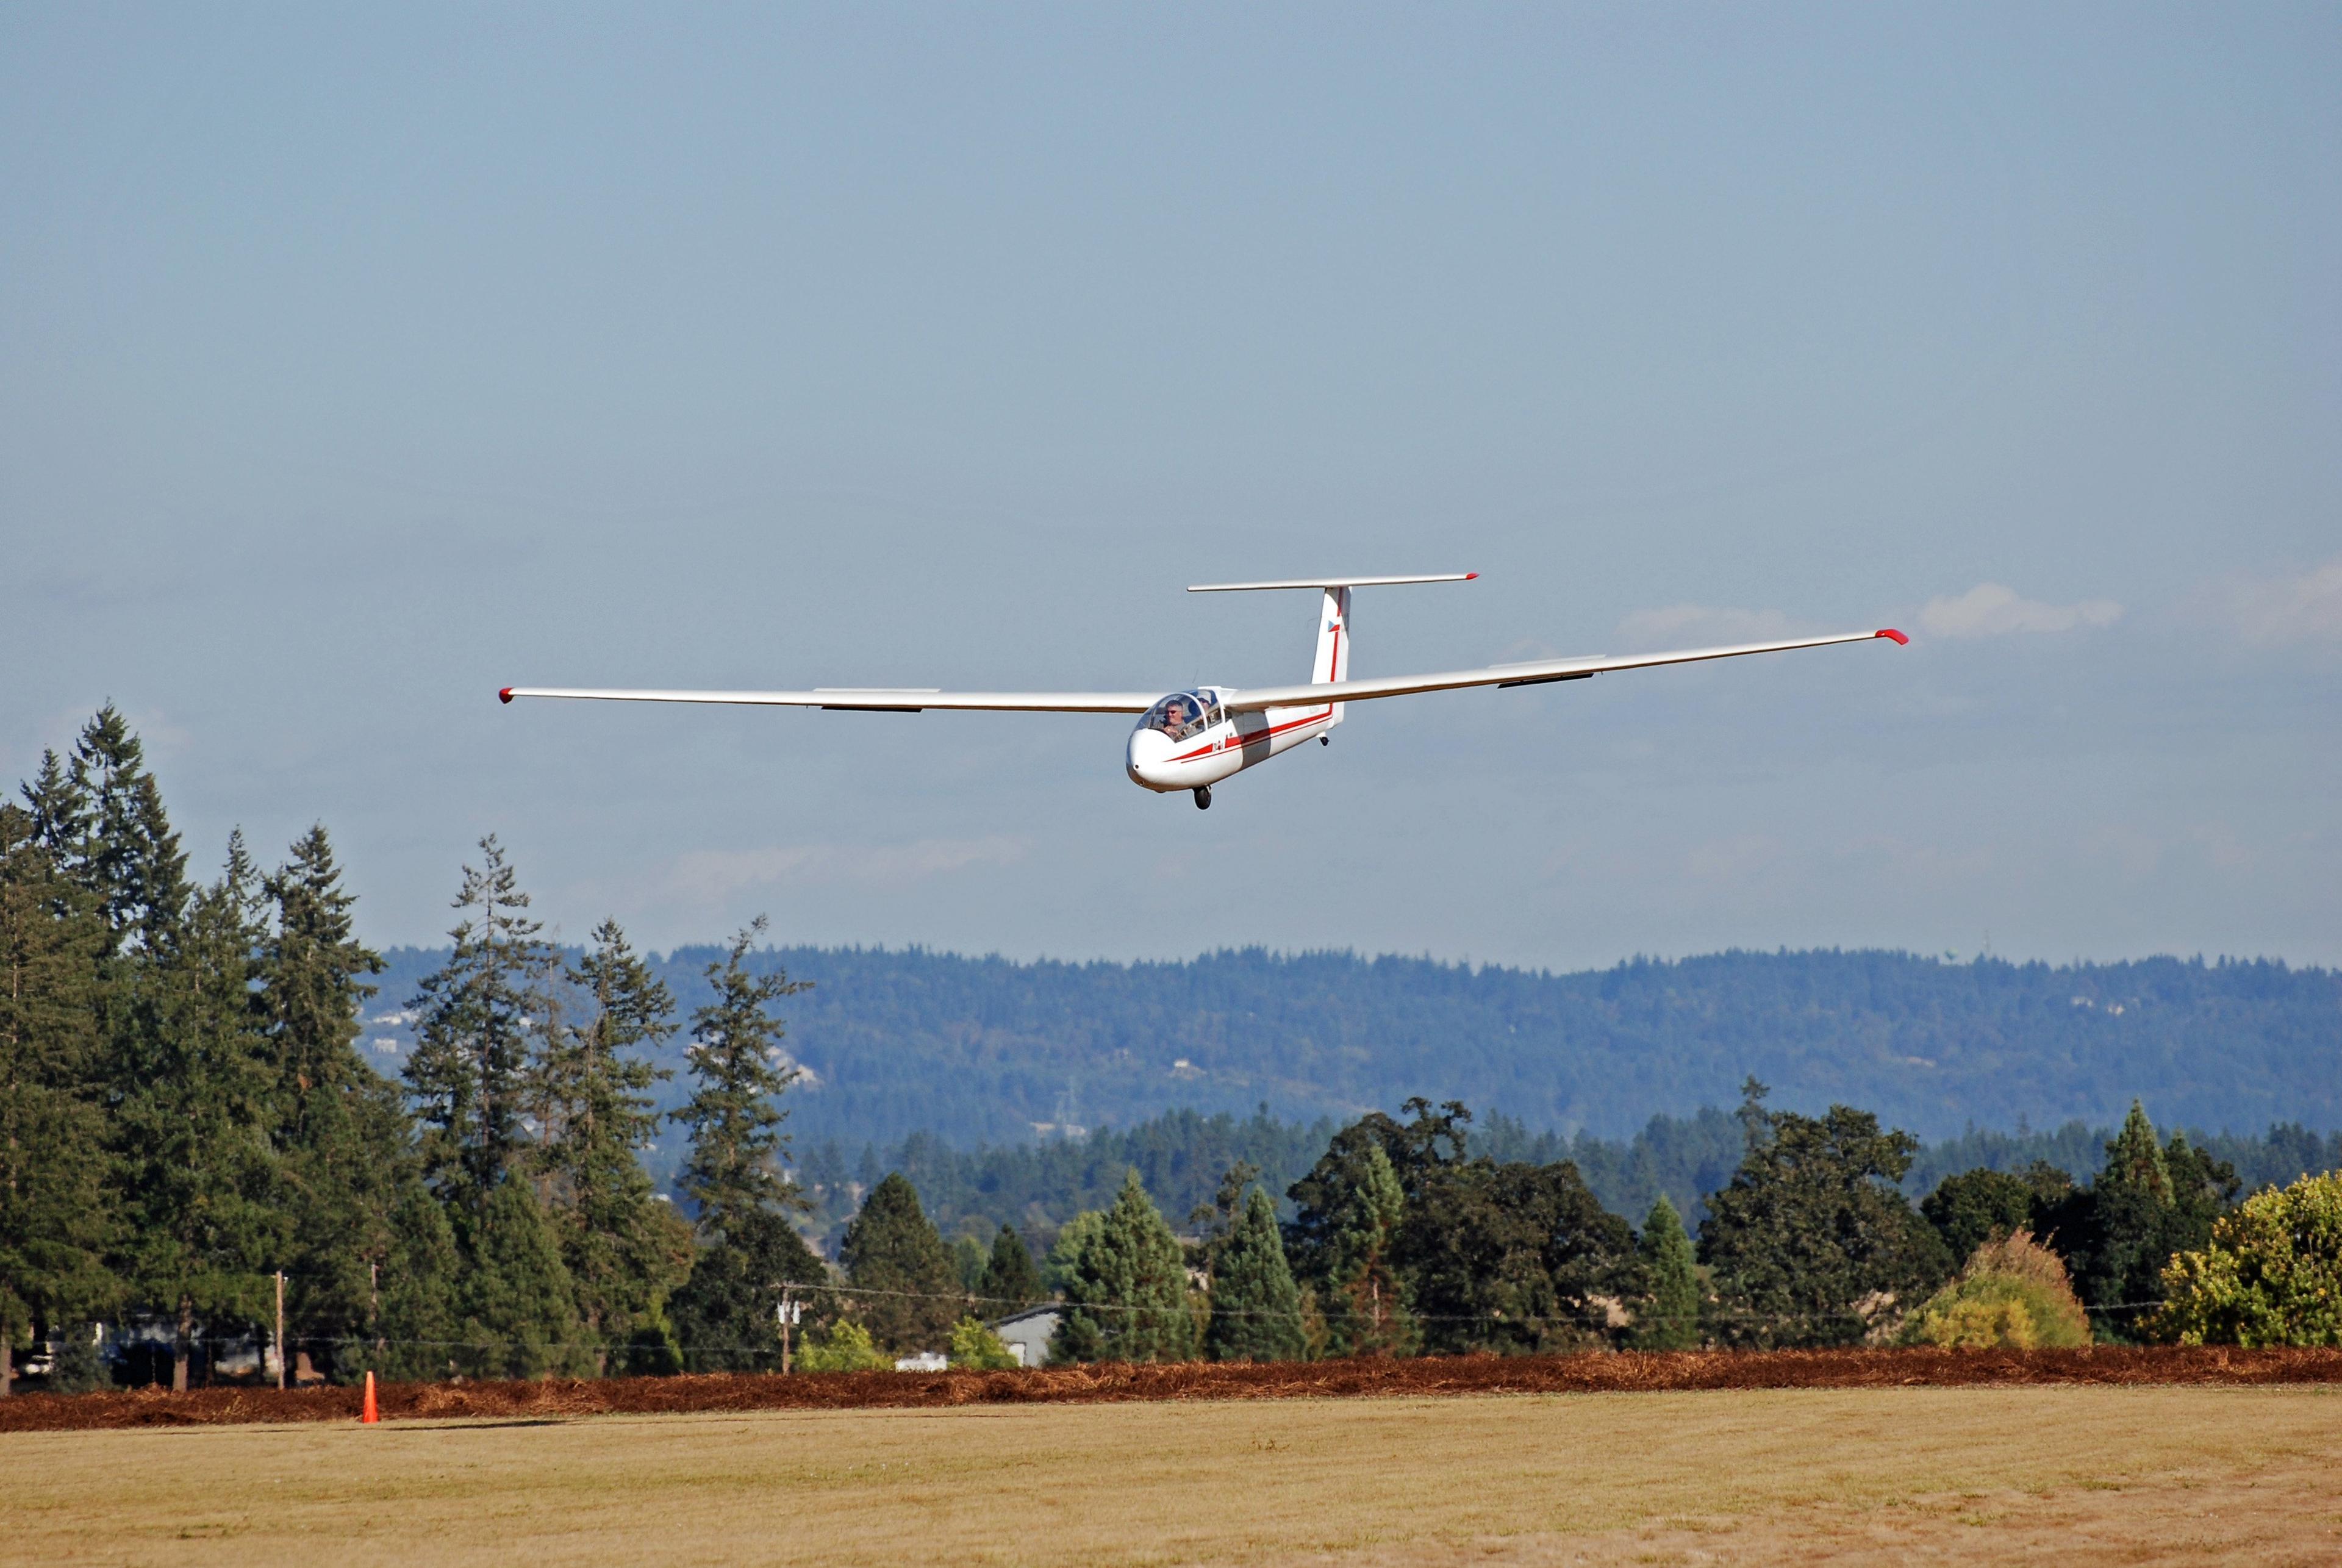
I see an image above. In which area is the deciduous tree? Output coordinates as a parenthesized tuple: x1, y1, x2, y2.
(1406, 1156, 1633, 1355)
(2158, 1171, 2342, 1347)
(1700, 1081, 1952, 1347)
(1921, 1167, 2039, 1262)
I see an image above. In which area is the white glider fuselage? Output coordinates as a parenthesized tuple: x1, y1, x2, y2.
(1125, 690, 1339, 793)
(1126, 580, 1356, 793)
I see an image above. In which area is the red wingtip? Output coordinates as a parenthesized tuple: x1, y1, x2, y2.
(1464, 571, 1480, 580)
(1875, 628, 1908, 645)
(498, 687, 514, 704)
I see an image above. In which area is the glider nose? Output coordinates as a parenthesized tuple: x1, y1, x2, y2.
(1126, 726, 1178, 791)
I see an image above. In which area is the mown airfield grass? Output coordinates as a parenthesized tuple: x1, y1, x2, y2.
(7, 1386, 2340, 1566)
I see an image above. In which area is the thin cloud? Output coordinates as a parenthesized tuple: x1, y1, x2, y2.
(2217, 556, 2342, 645)
(1616, 604, 1803, 649)
(661, 835, 1029, 902)
(1918, 583, 2122, 639)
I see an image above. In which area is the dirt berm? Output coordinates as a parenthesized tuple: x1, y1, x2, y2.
(4, 1345, 2337, 1433)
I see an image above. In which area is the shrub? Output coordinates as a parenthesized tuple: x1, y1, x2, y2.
(947, 1317, 1020, 1370)
(2157, 1171, 2342, 1347)
(1901, 1231, 2091, 1349)
(797, 1320, 891, 1372)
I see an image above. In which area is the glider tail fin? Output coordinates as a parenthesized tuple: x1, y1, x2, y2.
(1312, 585, 1352, 726)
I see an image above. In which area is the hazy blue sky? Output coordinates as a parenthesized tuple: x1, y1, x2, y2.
(4, 5, 2336, 968)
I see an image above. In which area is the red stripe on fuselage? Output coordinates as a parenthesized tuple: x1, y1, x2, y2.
(1171, 706, 1333, 763)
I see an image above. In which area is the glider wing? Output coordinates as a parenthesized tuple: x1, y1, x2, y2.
(1220, 629, 1908, 712)
(497, 687, 1159, 714)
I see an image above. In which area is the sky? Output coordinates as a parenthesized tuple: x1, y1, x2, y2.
(3, 4, 2337, 970)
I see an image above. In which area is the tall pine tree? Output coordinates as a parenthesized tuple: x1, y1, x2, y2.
(0, 804, 115, 1395)
(23, 707, 190, 958)
(1287, 1131, 1416, 1356)
(1205, 1186, 1306, 1362)
(839, 1173, 959, 1353)
(976, 1224, 1045, 1314)
(115, 836, 287, 1389)
(405, 837, 560, 1209)
(667, 921, 825, 1372)
(536, 919, 693, 1371)
(1051, 1170, 1197, 1365)
(404, 839, 583, 1377)
(1629, 1195, 1700, 1350)
(257, 825, 442, 1383)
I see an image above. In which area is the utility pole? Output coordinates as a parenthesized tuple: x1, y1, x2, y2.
(274, 1270, 287, 1390)
(776, 1289, 801, 1374)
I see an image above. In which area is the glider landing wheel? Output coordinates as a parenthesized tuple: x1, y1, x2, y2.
(1193, 786, 1212, 811)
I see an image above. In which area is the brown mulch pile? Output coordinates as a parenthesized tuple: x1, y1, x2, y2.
(5, 1346, 2337, 1434)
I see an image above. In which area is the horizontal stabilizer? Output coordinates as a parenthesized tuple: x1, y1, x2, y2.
(1187, 573, 1477, 592)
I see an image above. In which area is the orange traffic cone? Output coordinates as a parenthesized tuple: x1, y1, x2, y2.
(360, 1370, 379, 1424)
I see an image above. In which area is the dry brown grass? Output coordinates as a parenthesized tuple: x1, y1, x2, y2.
(6, 1386, 2340, 1566)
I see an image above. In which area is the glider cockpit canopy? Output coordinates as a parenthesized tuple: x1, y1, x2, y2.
(1140, 689, 1222, 742)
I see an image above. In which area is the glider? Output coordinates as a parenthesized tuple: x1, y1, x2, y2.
(500, 574, 1907, 809)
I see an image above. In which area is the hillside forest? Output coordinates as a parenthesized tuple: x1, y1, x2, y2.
(5, 708, 2339, 1391)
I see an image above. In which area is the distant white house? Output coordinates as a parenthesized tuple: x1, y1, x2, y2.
(988, 1306, 1061, 1368)
(894, 1351, 948, 1372)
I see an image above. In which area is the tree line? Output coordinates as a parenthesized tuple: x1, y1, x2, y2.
(1, 708, 836, 1392)
(717, 1081, 2333, 1371)
(5, 709, 2335, 1393)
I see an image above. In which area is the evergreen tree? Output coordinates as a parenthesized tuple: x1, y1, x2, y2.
(358, 1183, 462, 1384)
(667, 922, 825, 1372)
(1287, 1130, 1416, 1356)
(2037, 1101, 2240, 1341)
(24, 707, 190, 958)
(2104, 1100, 2172, 1199)
(840, 1173, 961, 1353)
(1629, 1196, 1699, 1350)
(976, 1224, 1045, 1314)
(404, 837, 561, 1212)
(256, 825, 426, 1381)
(403, 840, 581, 1375)
(1205, 1186, 1306, 1362)
(114, 838, 286, 1390)
(667, 1207, 826, 1372)
(537, 920, 689, 1371)
(1700, 1083, 1953, 1347)
(457, 1175, 587, 1379)
(1051, 1170, 1197, 1365)
(952, 1235, 989, 1295)
(0, 805, 115, 1397)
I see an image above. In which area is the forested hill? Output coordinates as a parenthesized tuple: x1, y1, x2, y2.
(363, 946, 2341, 1150)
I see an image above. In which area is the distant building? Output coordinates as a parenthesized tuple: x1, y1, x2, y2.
(988, 1306, 1061, 1368)
(894, 1351, 948, 1372)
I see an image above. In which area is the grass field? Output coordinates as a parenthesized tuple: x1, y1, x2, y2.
(7, 1386, 2340, 1566)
